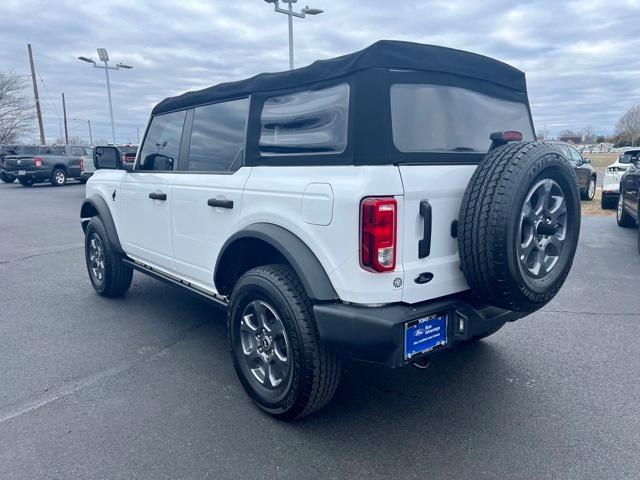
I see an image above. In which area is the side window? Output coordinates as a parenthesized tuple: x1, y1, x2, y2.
(569, 147, 583, 165)
(187, 98, 249, 172)
(138, 110, 186, 171)
(22, 146, 37, 155)
(259, 83, 349, 156)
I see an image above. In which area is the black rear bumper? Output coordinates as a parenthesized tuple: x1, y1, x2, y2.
(313, 293, 528, 368)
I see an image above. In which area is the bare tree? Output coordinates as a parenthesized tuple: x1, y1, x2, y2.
(615, 105, 640, 147)
(0, 71, 34, 144)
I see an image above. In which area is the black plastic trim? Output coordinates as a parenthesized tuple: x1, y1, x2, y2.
(418, 200, 432, 258)
(214, 223, 339, 301)
(80, 195, 124, 253)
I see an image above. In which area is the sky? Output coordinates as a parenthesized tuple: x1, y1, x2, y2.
(1, 0, 639, 144)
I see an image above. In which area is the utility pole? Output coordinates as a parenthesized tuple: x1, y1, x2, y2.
(87, 120, 93, 145)
(61, 92, 69, 144)
(27, 44, 46, 145)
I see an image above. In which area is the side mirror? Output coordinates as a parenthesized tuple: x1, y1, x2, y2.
(583, 157, 592, 164)
(94, 146, 122, 170)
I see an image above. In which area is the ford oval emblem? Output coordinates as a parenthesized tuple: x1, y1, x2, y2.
(414, 272, 434, 284)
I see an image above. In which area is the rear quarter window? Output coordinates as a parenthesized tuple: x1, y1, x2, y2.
(259, 83, 349, 156)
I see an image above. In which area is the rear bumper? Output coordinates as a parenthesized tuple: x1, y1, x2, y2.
(8, 169, 52, 181)
(313, 292, 528, 368)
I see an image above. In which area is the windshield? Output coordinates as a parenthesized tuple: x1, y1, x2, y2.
(118, 146, 138, 155)
(618, 151, 640, 164)
(390, 84, 534, 153)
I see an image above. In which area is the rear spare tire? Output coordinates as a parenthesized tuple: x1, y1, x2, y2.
(458, 142, 580, 312)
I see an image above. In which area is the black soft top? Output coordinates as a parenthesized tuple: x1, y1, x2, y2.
(152, 40, 526, 115)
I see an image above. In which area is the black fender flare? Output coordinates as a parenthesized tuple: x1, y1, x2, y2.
(214, 223, 338, 301)
(80, 195, 124, 253)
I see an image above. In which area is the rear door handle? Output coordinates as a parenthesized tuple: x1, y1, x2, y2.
(418, 200, 432, 259)
(148, 192, 167, 201)
(207, 198, 234, 209)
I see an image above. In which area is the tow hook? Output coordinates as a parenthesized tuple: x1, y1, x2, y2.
(411, 358, 430, 369)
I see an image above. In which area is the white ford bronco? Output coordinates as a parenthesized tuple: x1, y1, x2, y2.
(81, 41, 580, 419)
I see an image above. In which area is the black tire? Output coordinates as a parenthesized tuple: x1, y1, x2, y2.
(18, 177, 34, 187)
(580, 176, 596, 201)
(616, 192, 636, 228)
(50, 168, 67, 186)
(458, 142, 581, 312)
(84, 217, 133, 297)
(0, 172, 16, 183)
(228, 264, 341, 420)
(601, 194, 617, 210)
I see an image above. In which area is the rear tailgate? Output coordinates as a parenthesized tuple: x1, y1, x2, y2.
(398, 164, 475, 304)
(4, 156, 36, 172)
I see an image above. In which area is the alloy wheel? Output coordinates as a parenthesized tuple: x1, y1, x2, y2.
(518, 179, 568, 278)
(89, 233, 105, 282)
(239, 300, 290, 389)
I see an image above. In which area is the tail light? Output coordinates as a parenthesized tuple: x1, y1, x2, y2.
(80, 156, 85, 172)
(34, 156, 42, 167)
(360, 197, 397, 272)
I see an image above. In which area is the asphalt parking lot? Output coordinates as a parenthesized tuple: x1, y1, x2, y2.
(0, 181, 638, 480)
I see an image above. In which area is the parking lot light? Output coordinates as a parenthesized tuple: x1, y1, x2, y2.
(77, 48, 133, 145)
(264, 0, 324, 70)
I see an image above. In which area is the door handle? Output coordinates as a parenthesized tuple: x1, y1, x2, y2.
(148, 192, 167, 201)
(207, 198, 234, 209)
(418, 200, 432, 259)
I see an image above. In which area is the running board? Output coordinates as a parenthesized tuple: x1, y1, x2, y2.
(122, 258, 228, 308)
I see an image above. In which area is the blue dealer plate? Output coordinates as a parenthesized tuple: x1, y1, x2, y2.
(404, 313, 448, 359)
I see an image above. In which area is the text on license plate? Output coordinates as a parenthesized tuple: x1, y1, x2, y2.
(404, 312, 448, 359)
(18, 170, 26, 175)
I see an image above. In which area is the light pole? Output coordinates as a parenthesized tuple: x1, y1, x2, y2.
(71, 118, 93, 145)
(264, 0, 323, 70)
(78, 48, 132, 145)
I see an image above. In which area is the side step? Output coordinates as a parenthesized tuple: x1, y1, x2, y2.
(122, 258, 228, 308)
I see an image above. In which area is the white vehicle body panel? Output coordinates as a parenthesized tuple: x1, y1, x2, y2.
(398, 164, 473, 304)
(171, 168, 252, 288)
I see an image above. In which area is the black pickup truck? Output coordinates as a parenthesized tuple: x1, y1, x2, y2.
(4, 145, 88, 187)
(0, 145, 39, 183)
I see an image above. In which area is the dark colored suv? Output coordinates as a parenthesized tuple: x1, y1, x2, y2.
(616, 154, 640, 252)
(552, 142, 597, 201)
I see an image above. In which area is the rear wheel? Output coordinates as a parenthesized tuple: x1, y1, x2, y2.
(601, 194, 617, 210)
(228, 264, 341, 419)
(616, 193, 636, 227)
(18, 177, 34, 187)
(458, 142, 581, 312)
(581, 176, 596, 201)
(51, 168, 67, 186)
(0, 172, 16, 183)
(84, 217, 133, 297)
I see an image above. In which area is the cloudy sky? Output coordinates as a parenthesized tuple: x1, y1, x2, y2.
(2, 0, 639, 144)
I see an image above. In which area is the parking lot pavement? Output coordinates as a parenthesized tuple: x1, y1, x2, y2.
(0, 182, 638, 480)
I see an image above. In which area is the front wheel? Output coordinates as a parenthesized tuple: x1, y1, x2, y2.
(616, 193, 636, 228)
(228, 264, 341, 420)
(84, 217, 133, 296)
(51, 168, 67, 186)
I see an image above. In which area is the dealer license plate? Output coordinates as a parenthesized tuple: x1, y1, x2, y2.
(18, 170, 26, 175)
(404, 312, 448, 359)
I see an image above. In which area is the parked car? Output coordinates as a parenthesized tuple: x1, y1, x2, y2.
(0, 145, 39, 183)
(117, 144, 138, 169)
(4, 144, 88, 186)
(616, 154, 640, 252)
(81, 40, 580, 419)
(80, 146, 95, 182)
(602, 149, 640, 209)
(552, 142, 597, 201)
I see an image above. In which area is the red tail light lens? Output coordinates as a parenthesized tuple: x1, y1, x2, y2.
(361, 197, 397, 272)
(34, 156, 42, 167)
(80, 156, 85, 172)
